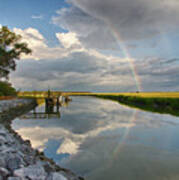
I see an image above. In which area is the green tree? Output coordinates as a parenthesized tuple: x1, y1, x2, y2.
(0, 26, 32, 79)
(0, 81, 16, 96)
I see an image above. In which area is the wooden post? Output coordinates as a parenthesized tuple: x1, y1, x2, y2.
(56, 97, 60, 112)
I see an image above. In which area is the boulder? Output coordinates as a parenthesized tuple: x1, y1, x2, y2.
(7, 156, 22, 171)
(8, 177, 21, 180)
(0, 167, 10, 176)
(0, 157, 6, 167)
(47, 173, 68, 180)
(14, 164, 47, 180)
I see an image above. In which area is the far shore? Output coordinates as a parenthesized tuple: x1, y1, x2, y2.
(18, 91, 179, 117)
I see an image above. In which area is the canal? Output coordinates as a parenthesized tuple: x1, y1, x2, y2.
(12, 96, 179, 180)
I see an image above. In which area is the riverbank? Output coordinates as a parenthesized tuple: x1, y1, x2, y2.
(0, 99, 84, 180)
(94, 95, 179, 117)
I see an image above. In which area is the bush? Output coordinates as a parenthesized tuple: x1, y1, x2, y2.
(0, 81, 17, 96)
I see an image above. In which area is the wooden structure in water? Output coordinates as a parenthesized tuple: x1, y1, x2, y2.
(45, 89, 71, 113)
(45, 90, 58, 113)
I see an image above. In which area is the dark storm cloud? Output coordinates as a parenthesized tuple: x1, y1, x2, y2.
(53, 7, 118, 50)
(53, 0, 179, 49)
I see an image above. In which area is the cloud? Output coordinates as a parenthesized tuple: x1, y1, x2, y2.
(10, 53, 179, 92)
(52, 0, 179, 50)
(13, 27, 123, 61)
(13, 27, 86, 60)
(13, 27, 67, 60)
(52, 7, 118, 50)
(31, 15, 43, 19)
(14, 27, 47, 48)
(56, 32, 81, 48)
(9, 18, 179, 92)
(9, 26, 179, 92)
(10, 49, 136, 91)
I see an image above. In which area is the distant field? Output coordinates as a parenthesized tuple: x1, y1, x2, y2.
(64, 92, 179, 98)
(18, 91, 179, 98)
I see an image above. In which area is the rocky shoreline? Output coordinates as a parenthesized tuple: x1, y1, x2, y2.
(0, 99, 84, 180)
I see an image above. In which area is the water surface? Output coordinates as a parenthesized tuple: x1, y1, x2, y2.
(12, 97, 179, 180)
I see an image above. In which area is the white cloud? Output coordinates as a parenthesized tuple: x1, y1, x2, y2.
(56, 32, 81, 49)
(12, 27, 126, 62)
(14, 27, 47, 48)
(57, 138, 80, 155)
(31, 15, 43, 19)
(13, 27, 73, 60)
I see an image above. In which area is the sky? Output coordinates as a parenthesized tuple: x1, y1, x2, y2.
(0, 0, 179, 92)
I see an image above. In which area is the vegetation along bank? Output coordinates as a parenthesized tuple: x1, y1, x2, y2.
(94, 94, 179, 117)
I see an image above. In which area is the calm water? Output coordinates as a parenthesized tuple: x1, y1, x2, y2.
(12, 97, 179, 180)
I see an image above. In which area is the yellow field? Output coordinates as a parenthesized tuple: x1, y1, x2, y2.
(64, 92, 179, 98)
(18, 91, 179, 98)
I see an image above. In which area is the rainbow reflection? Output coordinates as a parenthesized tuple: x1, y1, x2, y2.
(108, 110, 139, 167)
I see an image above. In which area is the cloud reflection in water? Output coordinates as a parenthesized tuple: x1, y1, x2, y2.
(12, 97, 179, 180)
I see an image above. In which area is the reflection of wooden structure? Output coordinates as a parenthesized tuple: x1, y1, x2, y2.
(20, 90, 72, 120)
(21, 112, 61, 119)
(20, 103, 61, 119)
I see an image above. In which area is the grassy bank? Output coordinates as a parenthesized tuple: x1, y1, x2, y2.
(94, 94, 179, 117)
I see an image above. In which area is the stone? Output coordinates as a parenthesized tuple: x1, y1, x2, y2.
(7, 156, 22, 171)
(0, 157, 6, 167)
(8, 177, 21, 180)
(0, 136, 7, 143)
(78, 177, 85, 180)
(14, 164, 47, 180)
(23, 155, 35, 166)
(43, 163, 55, 173)
(0, 175, 3, 180)
(0, 167, 10, 176)
(50, 173, 68, 180)
(0, 132, 6, 137)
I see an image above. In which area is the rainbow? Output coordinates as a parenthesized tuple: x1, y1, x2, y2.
(108, 23, 142, 92)
(104, 23, 142, 161)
